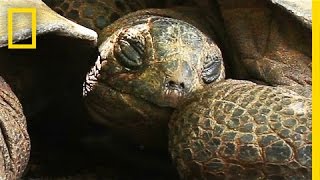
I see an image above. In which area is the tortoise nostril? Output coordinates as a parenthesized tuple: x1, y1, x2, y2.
(167, 80, 185, 89)
(180, 83, 185, 89)
(168, 80, 175, 87)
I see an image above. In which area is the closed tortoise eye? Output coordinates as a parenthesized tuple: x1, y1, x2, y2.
(202, 54, 223, 84)
(114, 31, 146, 70)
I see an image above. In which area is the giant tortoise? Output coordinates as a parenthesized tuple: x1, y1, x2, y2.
(0, 0, 311, 179)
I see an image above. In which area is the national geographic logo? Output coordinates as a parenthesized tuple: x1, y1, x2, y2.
(7, 8, 36, 49)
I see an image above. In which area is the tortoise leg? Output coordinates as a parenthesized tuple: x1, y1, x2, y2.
(0, 77, 30, 179)
(169, 80, 311, 179)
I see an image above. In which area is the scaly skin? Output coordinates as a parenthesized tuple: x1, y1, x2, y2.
(169, 79, 311, 179)
(43, 1, 227, 150)
(3, 0, 310, 179)
(0, 77, 30, 179)
(60, 1, 311, 178)
(84, 10, 225, 148)
(43, 0, 147, 33)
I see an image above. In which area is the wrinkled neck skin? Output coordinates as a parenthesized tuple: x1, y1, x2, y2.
(83, 9, 225, 148)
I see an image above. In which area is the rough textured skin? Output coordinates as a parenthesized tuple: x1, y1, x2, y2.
(0, 0, 312, 179)
(78, 1, 312, 179)
(43, 0, 147, 33)
(84, 10, 225, 148)
(169, 79, 311, 179)
(0, 77, 30, 179)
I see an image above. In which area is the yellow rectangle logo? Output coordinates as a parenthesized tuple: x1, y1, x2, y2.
(7, 8, 37, 49)
(313, 0, 320, 180)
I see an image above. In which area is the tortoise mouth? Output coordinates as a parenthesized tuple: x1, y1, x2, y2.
(84, 80, 176, 113)
(104, 81, 187, 108)
(161, 88, 184, 108)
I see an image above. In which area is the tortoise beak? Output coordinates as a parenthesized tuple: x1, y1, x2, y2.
(162, 88, 184, 107)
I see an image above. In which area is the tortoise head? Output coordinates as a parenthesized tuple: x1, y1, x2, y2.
(83, 14, 224, 147)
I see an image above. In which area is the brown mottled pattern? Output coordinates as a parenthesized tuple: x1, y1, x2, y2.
(169, 79, 311, 179)
(43, 0, 147, 33)
(0, 77, 30, 179)
(83, 9, 225, 150)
